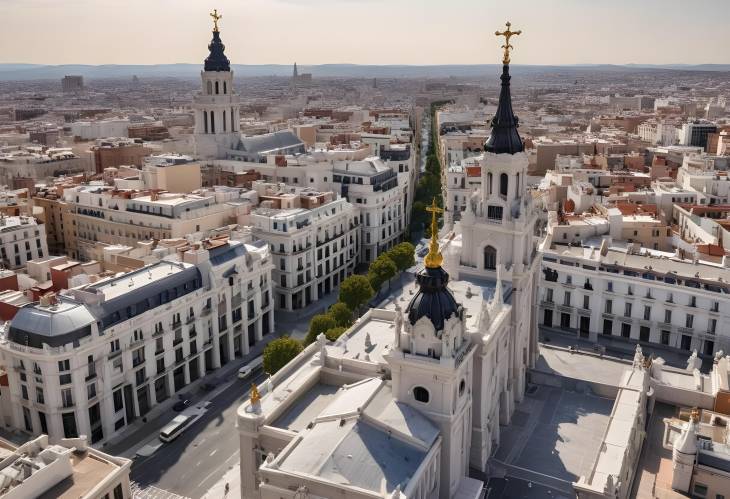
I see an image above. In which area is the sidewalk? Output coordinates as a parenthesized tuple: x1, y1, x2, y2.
(202, 462, 240, 499)
(104, 332, 283, 458)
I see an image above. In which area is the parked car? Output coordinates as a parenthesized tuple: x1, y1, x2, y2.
(173, 399, 191, 412)
(238, 356, 264, 379)
(200, 378, 219, 392)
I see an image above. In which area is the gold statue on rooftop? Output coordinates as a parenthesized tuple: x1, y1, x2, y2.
(495, 21, 522, 65)
(424, 198, 444, 269)
(210, 9, 222, 32)
(250, 382, 261, 406)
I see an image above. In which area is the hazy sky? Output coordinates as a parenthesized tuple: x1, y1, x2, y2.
(0, 0, 727, 66)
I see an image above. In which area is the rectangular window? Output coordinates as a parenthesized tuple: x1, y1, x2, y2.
(621, 323, 631, 338)
(113, 389, 123, 412)
(643, 306, 651, 321)
(640, 326, 650, 342)
(603, 319, 612, 336)
(664, 309, 671, 324)
(661, 330, 670, 345)
(36, 387, 44, 404)
(546, 289, 553, 303)
(87, 383, 96, 400)
(624, 303, 632, 317)
(605, 300, 612, 314)
(564, 292, 571, 306)
(583, 296, 589, 310)
(686, 314, 694, 328)
(708, 318, 717, 334)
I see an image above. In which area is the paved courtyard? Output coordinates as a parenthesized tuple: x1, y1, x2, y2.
(488, 384, 614, 497)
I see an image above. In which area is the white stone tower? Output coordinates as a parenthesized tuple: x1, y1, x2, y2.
(385, 200, 476, 498)
(193, 9, 241, 159)
(453, 21, 541, 465)
(671, 411, 698, 493)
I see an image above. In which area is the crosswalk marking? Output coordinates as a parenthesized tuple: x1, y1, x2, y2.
(131, 481, 191, 499)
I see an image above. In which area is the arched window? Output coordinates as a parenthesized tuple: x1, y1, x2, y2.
(484, 245, 497, 270)
(206, 81, 212, 95)
(459, 379, 466, 397)
(500, 173, 508, 197)
(203, 111, 208, 133)
(223, 110, 226, 132)
(223, 81, 227, 94)
(413, 386, 430, 404)
(210, 111, 215, 133)
(215, 81, 219, 94)
(487, 172, 493, 195)
(231, 107, 235, 131)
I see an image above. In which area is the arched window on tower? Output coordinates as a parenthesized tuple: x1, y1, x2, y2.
(413, 386, 430, 404)
(231, 107, 235, 131)
(487, 172, 493, 195)
(500, 173, 508, 197)
(210, 111, 216, 133)
(484, 245, 497, 270)
(203, 111, 208, 134)
(223, 110, 226, 132)
(206, 81, 212, 95)
(223, 81, 227, 94)
(215, 81, 219, 95)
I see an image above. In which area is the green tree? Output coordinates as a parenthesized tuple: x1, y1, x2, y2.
(328, 302, 353, 328)
(388, 242, 416, 272)
(339, 274, 375, 312)
(324, 327, 347, 342)
(305, 314, 337, 344)
(262, 336, 302, 375)
(368, 254, 398, 292)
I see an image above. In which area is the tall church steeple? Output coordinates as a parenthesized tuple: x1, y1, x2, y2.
(193, 10, 241, 159)
(485, 22, 524, 155)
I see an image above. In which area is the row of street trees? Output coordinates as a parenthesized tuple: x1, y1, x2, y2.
(410, 101, 451, 238)
(263, 242, 416, 374)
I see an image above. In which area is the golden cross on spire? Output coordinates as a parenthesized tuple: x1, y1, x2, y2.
(425, 198, 444, 269)
(495, 21, 522, 65)
(210, 9, 222, 32)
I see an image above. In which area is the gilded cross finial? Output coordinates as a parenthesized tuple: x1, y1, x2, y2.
(495, 21, 522, 65)
(250, 382, 261, 406)
(210, 9, 222, 32)
(424, 198, 444, 269)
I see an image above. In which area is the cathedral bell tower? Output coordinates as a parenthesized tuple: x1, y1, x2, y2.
(193, 9, 241, 159)
(385, 199, 476, 498)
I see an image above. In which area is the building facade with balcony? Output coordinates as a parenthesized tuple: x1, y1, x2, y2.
(0, 238, 273, 445)
(249, 187, 359, 311)
(538, 243, 729, 358)
(0, 215, 48, 270)
(61, 185, 254, 260)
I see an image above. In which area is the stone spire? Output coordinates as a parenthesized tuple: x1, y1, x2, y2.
(204, 10, 230, 72)
(484, 22, 524, 155)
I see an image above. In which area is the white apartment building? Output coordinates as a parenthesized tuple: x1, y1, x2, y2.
(0, 238, 273, 445)
(249, 185, 359, 311)
(214, 148, 408, 263)
(0, 146, 93, 184)
(0, 434, 131, 499)
(70, 119, 131, 140)
(445, 158, 483, 225)
(0, 215, 48, 269)
(637, 120, 680, 146)
(538, 243, 729, 358)
(63, 184, 254, 260)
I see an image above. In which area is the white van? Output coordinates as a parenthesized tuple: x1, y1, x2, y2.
(159, 414, 192, 443)
(238, 355, 264, 379)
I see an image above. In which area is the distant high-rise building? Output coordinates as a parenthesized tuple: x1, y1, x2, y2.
(679, 121, 718, 151)
(61, 75, 84, 93)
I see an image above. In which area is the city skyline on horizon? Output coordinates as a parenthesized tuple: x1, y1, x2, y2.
(0, 0, 727, 66)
